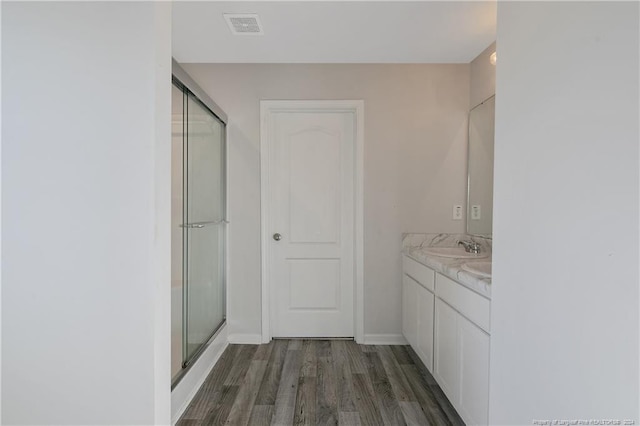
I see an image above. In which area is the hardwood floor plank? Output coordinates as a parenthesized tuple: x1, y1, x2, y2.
(405, 347, 440, 388)
(225, 345, 259, 386)
(400, 364, 453, 425)
(316, 356, 338, 426)
(293, 376, 317, 425)
(390, 345, 415, 366)
(399, 401, 431, 426)
(351, 373, 384, 426)
(248, 405, 274, 426)
(176, 419, 200, 426)
(344, 340, 367, 374)
(300, 340, 317, 377)
(360, 344, 378, 353)
(254, 341, 275, 361)
(226, 360, 269, 426)
(255, 340, 289, 405)
(364, 352, 407, 426)
(287, 339, 303, 350)
(316, 340, 332, 358)
(331, 341, 356, 413)
(201, 385, 240, 425)
(404, 347, 466, 426)
(338, 411, 362, 426)
(377, 346, 418, 402)
(427, 384, 465, 426)
(181, 344, 239, 420)
(176, 340, 465, 426)
(271, 347, 303, 425)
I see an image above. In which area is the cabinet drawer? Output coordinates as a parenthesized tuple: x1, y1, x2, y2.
(402, 255, 435, 292)
(436, 273, 490, 333)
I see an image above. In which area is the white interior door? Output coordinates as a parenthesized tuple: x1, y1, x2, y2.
(264, 103, 357, 338)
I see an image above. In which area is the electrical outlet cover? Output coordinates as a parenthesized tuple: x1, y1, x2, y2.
(453, 205, 463, 220)
(471, 205, 481, 220)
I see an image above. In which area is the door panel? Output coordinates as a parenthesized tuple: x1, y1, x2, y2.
(434, 298, 459, 403)
(288, 259, 340, 309)
(417, 285, 435, 373)
(459, 315, 490, 425)
(184, 92, 226, 362)
(289, 129, 340, 243)
(402, 274, 418, 348)
(185, 225, 223, 354)
(269, 108, 355, 337)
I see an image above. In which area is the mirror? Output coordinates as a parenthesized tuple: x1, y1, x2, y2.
(467, 95, 495, 236)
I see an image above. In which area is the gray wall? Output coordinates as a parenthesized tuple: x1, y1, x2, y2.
(2, 2, 172, 424)
(182, 64, 470, 339)
(490, 2, 639, 423)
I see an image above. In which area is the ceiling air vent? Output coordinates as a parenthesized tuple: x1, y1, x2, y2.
(224, 13, 264, 36)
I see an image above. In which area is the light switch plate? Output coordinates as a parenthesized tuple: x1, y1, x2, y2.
(471, 205, 481, 220)
(453, 205, 463, 220)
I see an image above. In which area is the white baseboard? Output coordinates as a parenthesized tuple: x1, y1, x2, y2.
(171, 324, 229, 425)
(362, 333, 408, 345)
(227, 333, 263, 344)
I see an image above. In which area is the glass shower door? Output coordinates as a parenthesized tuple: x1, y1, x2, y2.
(171, 83, 185, 381)
(183, 91, 226, 365)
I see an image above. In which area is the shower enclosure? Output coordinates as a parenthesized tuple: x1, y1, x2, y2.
(171, 64, 227, 384)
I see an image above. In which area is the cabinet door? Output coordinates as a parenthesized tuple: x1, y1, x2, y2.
(434, 298, 458, 403)
(416, 285, 434, 372)
(458, 315, 490, 425)
(402, 274, 418, 348)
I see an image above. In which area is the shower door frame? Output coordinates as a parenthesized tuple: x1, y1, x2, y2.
(171, 59, 229, 387)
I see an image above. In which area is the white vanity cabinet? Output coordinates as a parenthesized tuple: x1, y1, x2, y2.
(402, 255, 435, 372)
(402, 273, 418, 348)
(434, 273, 490, 426)
(402, 255, 491, 426)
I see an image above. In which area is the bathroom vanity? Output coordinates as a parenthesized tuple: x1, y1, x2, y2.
(401, 85, 496, 425)
(402, 234, 492, 426)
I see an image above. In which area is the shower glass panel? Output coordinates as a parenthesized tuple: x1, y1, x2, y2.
(184, 92, 226, 364)
(171, 83, 185, 381)
(171, 75, 227, 385)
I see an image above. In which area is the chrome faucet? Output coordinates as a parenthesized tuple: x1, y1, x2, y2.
(458, 240, 481, 254)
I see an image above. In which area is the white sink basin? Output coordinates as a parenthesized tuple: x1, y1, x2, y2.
(422, 247, 489, 259)
(461, 261, 492, 278)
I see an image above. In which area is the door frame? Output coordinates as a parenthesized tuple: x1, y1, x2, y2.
(260, 100, 364, 344)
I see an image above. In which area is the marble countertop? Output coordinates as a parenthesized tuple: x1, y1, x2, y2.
(402, 234, 492, 299)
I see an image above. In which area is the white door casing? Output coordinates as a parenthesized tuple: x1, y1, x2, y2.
(260, 100, 364, 342)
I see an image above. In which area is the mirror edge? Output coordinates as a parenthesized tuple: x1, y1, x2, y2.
(466, 94, 495, 238)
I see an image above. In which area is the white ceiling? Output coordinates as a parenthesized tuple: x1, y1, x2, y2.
(172, 1, 496, 63)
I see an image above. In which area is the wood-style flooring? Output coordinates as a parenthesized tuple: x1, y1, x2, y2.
(177, 340, 464, 426)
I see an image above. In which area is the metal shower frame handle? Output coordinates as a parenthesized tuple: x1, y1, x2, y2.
(180, 220, 230, 228)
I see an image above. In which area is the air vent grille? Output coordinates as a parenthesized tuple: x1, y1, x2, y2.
(224, 13, 264, 35)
